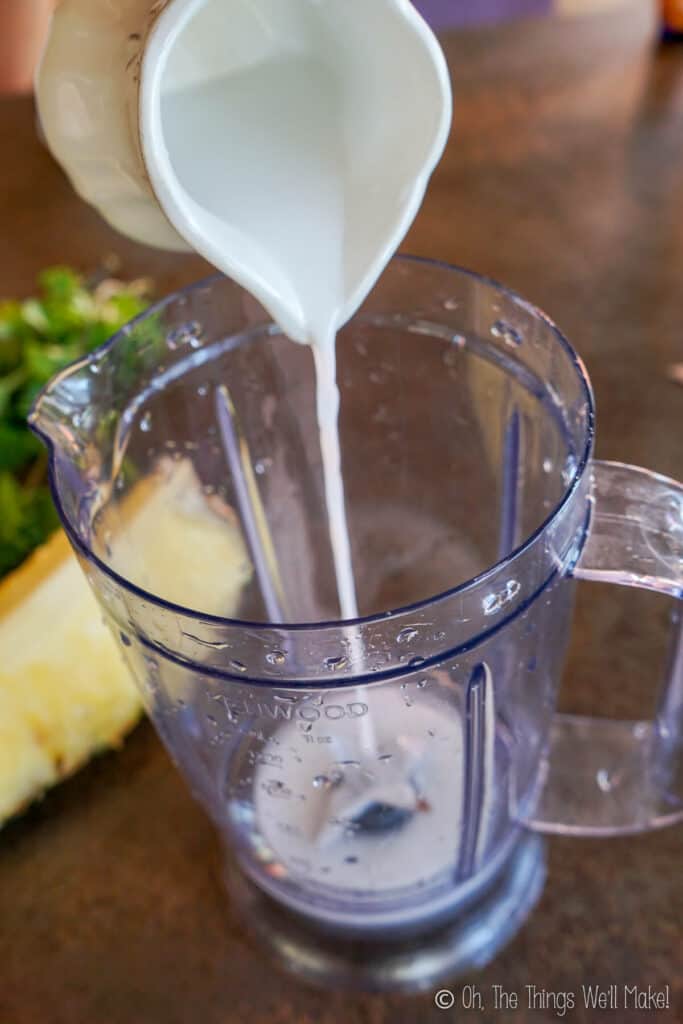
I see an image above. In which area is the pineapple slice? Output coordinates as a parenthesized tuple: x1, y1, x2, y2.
(0, 530, 140, 825)
(0, 460, 252, 826)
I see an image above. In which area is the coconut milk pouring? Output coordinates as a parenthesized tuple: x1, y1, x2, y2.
(37, 0, 452, 620)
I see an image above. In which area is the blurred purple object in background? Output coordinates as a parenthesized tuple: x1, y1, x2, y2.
(414, 0, 551, 28)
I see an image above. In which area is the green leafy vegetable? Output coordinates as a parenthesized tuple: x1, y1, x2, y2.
(0, 267, 151, 578)
(0, 472, 60, 578)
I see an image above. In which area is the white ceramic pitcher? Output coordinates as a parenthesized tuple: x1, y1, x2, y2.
(37, 0, 452, 341)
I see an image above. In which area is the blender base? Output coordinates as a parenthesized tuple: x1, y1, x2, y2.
(221, 833, 546, 994)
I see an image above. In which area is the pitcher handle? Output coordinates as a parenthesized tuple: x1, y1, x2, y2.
(524, 460, 683, 836)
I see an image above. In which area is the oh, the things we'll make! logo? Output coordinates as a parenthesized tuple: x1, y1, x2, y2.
(434, 982, 672, 1016)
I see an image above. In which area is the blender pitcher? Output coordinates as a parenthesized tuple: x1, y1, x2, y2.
(30, 259, 683, 980)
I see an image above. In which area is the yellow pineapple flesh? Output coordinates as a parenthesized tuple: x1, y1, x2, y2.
(0, 460, 252, 826)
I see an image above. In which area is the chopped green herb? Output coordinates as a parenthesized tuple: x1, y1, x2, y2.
(0, 267, 151, 578)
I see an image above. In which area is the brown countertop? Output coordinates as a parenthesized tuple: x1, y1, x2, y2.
(0, 3, 681, 1021)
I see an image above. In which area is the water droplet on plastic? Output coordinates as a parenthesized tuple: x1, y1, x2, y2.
(444, 297, 459, 311)
(397, 626, 419, 644)
(167, 321, 203, 350)
(345, 856, 358, 864)
(258, 752, 283, 767)
(378, 753, 392, 763)
(596, 769, 613, 792)
(491, 319, 523, 347)
(542, 458, 553, 474)
(207, 715, 217, 726)
(408, 656, 426, 669)
(483, 579, 520, 615)
(313, 770, 343, 791)
(266, 650, 286, 666)
(262, 779, 291, 799)
(119, 631, 131, 647)
(230, 659, 247, 674)
(324, 655, 348, 671)
(140, 412, 152, 433)
(417, 679, 428, 689)
(254, 457, 272, 476)
(197, 384, 208, 398)
(89, 361, 101, 375)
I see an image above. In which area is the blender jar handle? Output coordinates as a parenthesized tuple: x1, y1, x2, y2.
(525, 460, 683, 836)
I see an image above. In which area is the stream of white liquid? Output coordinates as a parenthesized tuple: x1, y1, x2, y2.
(312, 341, 359, 621)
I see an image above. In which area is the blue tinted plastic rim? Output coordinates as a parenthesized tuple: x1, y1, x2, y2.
(31, 255, 596, 633)
(135, 507, 591, 688)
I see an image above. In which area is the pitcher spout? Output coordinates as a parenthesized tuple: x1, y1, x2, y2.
(29, 355, 99, 454)
(28, 346, 122, 547)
